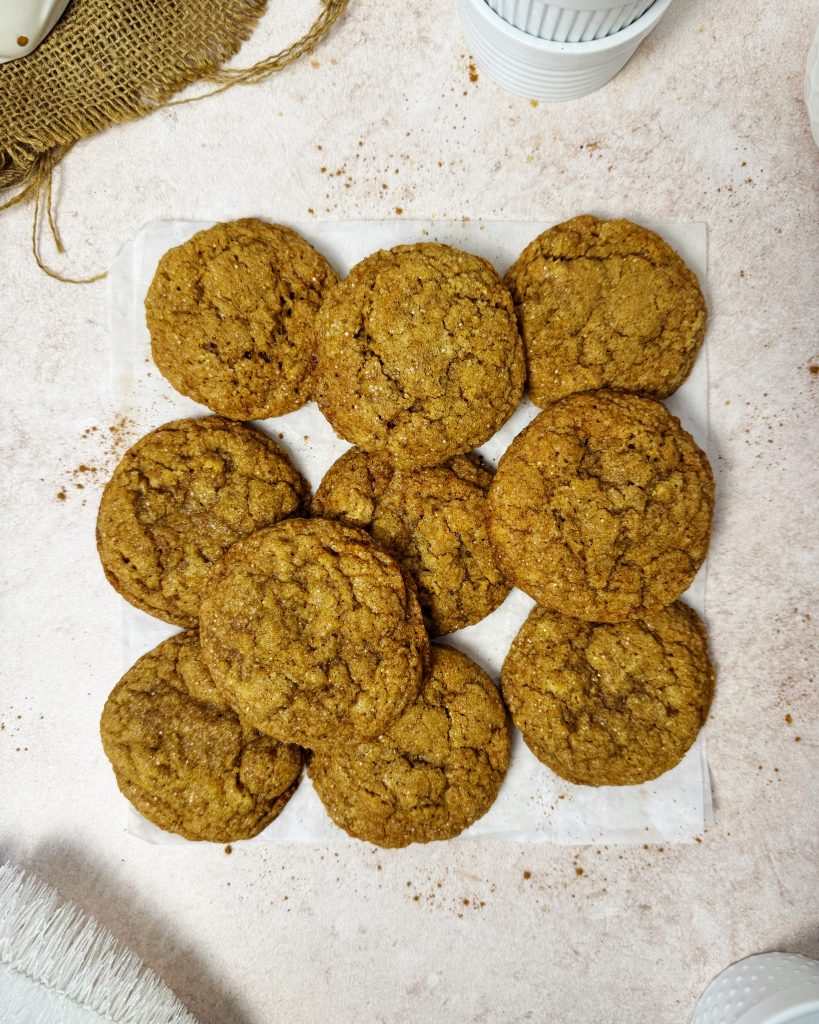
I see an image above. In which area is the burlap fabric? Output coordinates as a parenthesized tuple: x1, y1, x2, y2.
(0, 0, 348, 277)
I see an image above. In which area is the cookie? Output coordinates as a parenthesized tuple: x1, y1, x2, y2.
(311, 448, 510, 636)
(486, 390, 714, 621)
(501, 602, 714, 786)
(146, 219, 338, 419)
(96, 416, 307, 627)
(100, 632, 302, 841)
(199, 518, 430, 748)
(309, 645, 510, 847)
(312, 242, 526, 468)
(505, 215, 707, 407)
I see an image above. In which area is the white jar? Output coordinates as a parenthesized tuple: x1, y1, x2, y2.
(459, 0, 672, 102)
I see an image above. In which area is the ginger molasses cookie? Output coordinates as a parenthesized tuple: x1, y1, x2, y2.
(199, 518, 429, 748)
(486, 391, 714, 621)
(501, 602, 714, 786)
(309, 646, 510, 847)
(96, 416, 307, 627)
(311, 448, 510, 636)
(146, 219, 337, 419)
(100, 632, 302, 841)
(312, 243, 525, 469)
(505, 215, 707, 407)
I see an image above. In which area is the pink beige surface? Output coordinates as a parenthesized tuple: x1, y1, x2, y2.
(0, 1, 817, 1022)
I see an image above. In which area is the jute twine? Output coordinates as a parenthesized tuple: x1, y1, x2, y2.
(0, 0, 349, 282)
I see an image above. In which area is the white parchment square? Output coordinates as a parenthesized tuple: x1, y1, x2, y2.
(108, 218, 711, 846)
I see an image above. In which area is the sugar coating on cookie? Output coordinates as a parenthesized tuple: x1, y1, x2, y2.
(100, 632, 303, 841)
(501, 603, 714, 786)
(96, 416, 307, 627)
(487, 391, 714, 621)
(309, 645, 510, 847)
(312, 243, 526, 468)
(199, 518, 430, 748)
(146, 219, 338, 419)
(505, 215, 707, 407)
(311, 448, 510, 636)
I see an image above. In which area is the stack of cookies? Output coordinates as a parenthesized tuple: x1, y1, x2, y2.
(97, 214, 716, 847)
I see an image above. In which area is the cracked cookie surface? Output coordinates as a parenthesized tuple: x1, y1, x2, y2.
(100, 631, 303, 841)
(311, 448, 510, 636)
(312, 243, 526, 468)
(501, 602, 714, 786)
(199, 518, 430, 748)
(486, 391, 714, 621)
(96, 416, 307, 627)
(146, 219, 338, 419)
(309, 645, 510, 847)
(505, 215, 707, 407)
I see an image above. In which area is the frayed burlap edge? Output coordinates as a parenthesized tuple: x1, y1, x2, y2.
(0, 0, 349, 283)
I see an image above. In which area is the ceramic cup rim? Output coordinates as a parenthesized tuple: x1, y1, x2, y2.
(465, 0, 673, 53)
(492, 0, 654, 12)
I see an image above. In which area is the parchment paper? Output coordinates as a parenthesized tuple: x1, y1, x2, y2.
(108, 218, 712, 846)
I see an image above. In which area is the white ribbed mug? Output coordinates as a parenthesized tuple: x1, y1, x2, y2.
(459, 0, 672, 101)
(486, 0, 656, 43)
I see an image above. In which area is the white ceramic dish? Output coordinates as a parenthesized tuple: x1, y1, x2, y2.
(0, 0, 71, 64)
(459, 0, 673, 101)
(691, 953, 819, 1024)
(486, 0, 655, 43)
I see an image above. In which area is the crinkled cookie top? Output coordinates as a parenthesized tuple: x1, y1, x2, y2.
(96, 416, 307, 626)
(100, 631, 302, 842)
(309, 645, 510, 847)
(199, 518, 430, 748)
(505, 215, 706, 407)
(146, 218, 337, 419)
(313, 242, 525, 468)
(312, 447, 509, 635)
(487, 390, 714, 621)
(501, 602, 714, 786)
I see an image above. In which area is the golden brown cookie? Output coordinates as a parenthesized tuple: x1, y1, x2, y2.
(501, 602, 714, 786)
(96, 416, 307, 627)
(311, 448, 510, 636)
(312, 243, 526, 468)
(199, 518, 430, 748)
(505, 215, 707, 407)
(486, 391, 714, 621)
(100, 632, 302, 841)
(146, 219, 338, 419)
(309, 645, 510, 847)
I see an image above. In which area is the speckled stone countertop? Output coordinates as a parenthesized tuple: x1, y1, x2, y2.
(1, 2, 817, 1021)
